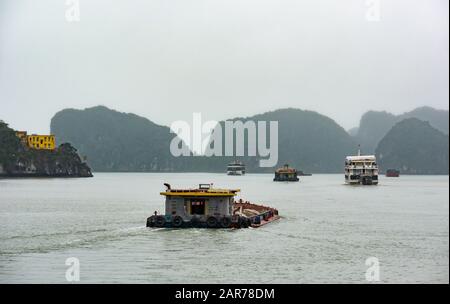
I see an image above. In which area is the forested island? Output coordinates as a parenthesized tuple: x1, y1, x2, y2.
(0, 121, 92, 178)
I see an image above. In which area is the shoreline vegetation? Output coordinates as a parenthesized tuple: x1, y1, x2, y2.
(0, 121, 92, 178)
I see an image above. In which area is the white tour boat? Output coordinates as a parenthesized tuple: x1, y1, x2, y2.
(345, 149, 379, 185)
(226, 161, 246, 176)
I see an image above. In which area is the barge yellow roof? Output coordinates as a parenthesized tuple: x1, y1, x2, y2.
(160, 188, 240, 197)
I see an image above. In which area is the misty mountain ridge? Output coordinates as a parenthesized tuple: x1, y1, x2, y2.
(200, 108, 358, 173)
(51, 106, 358, 173)
(51, 106, 193, 172)
(354, 106, 449, 154)
(376, 118, 449, 175)
(50, 105, 448, 174)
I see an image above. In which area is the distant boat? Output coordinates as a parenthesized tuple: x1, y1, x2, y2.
(227, 161, 245, 176)
(273, 164, 300, 182)
(386, 169, 400, 177)
(345, 148, 379, 185)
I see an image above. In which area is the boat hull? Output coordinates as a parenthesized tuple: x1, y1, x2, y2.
(251, 215, 280, 228)
(386, 170, 400, 177)
(147, 202, 279, 229)
(273, 177, 299, 182)
(227, 170, 245, 176)
(345, 176, 379, 185)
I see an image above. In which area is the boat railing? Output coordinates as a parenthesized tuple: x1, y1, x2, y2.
(346, 165, 378, 169)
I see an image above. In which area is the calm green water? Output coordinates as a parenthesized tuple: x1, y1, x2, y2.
(0, 173, 448, 283)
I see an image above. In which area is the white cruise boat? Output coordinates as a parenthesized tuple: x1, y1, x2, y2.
(345, 149, 379, 185)
(227, 161, 245, 176)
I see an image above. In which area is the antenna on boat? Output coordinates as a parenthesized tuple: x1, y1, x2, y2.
(357, 144, 361, 156)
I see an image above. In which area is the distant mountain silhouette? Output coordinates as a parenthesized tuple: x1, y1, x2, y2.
(51, 106, 191, 172)
(376, 118, 449, 175)
(403, 107, 449, 134)
(355, 107, 449, 153)
(201, 108, 358, 173)
(50, 106, 448, 174)
(347, 127, 359, 137)
(50, 106, 357, 173)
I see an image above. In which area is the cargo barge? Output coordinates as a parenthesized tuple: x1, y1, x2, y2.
(273, 164, 300, 182)
(146, 183, 279, 229)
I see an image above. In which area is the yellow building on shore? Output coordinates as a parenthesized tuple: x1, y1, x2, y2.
(15, 131, 56, 150)
(27, 135, 56, 150)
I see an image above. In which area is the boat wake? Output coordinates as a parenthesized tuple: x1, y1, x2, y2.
(1, 225, 153, 255)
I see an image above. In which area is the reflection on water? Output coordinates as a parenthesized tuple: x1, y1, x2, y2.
(0, 173, 448, 283)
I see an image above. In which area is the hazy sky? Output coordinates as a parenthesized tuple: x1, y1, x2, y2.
(1, 0, 448, 134)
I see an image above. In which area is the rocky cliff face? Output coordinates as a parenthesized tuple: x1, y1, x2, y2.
(0, 122, 93, 178)
(3, 143, 93, 177)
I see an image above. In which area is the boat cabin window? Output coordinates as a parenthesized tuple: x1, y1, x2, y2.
(189, 199, 206, 215)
